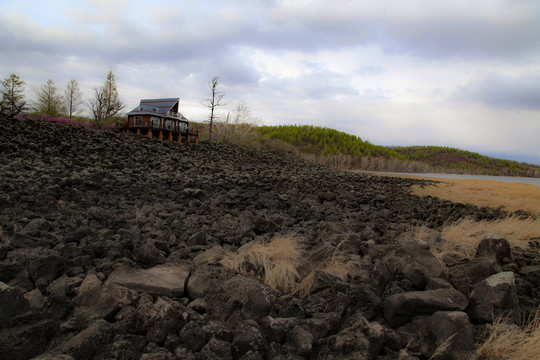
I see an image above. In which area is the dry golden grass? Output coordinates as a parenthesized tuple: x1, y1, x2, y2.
(414, 215, 539, 261)
(220, 236, 303, 294)
(410, 178, 540, 215)
(442, 215, 538, 259)
(294, 247, 355, 298)
(473, 308, 540, 360)
(429, 333, 457, 360)
(221, 236, 357, 297)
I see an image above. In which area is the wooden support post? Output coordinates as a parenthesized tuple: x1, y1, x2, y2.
(147, 129, 152, 139)
(159, 130, 163, 142)
(168, 132, 172, 142)
(195, 134, 198, 145)
(137, 129, 140, 135)
(187, 133, 191, 145)
(178, 134, 182, 143)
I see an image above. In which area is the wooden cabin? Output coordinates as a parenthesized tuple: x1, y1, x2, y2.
(124, 98, 197, 143)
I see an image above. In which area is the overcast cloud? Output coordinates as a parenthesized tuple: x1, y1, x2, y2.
(1, 0, 539, 164)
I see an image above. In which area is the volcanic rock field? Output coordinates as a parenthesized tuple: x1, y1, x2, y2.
(1, 117, 538, 359)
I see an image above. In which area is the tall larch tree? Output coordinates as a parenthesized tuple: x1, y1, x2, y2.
(89, 70, 124, 128)
(64, 79, 83, 119)
(0, 73, 26, 118)
(35, 79, 65, 117)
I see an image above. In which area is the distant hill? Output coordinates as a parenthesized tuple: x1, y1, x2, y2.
(258, 124, 401, 158)
(389, 146, 540, 177)
(258, 125, 540, 178)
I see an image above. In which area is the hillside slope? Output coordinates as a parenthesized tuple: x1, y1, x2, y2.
(258, 125, 540, 177)
(391, 145, 540, 177)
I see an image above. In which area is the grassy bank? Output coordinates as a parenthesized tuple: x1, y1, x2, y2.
(410, 177, 540, 215)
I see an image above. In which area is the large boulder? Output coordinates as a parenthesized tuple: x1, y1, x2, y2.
(69, 284, 139, 329)
(380, 240, 444, 292)
(0, 281, 30, 327)
(476, 233, 511, 265)
(384, 288, 468, 328)
(144, 298, 190, 343)
(396, 311, 475, 360)
(199, 337, 233, 360)
(447, 257, 500, 295)
(105, 264, 190, 297)
(231, 320, 267, 359)
(51, 320, 112, 360)
(1, 319, 58, 360)
(133, 239, 167, 266)
(185, 263, 232, 300)
(323, 313, 385, 359)
(468, 271, 520, 323)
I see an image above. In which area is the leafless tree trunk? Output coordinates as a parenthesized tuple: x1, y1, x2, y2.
(64, 79, 83, 119)
(88, 87, 106, 128)
(201, 76, 227, 141)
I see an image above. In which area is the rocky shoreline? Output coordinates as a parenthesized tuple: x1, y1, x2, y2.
(1, 117, 538, 359)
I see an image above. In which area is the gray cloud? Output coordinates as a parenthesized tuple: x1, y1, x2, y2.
(258, 69, 358, 100)
(455, 73, 540, 110)
(1, 0, 540, 165)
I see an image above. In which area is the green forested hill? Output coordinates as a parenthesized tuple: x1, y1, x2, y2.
(259, 125, 400, 158)
(390, 146, 540, 177)
(257, 125, 540, 177)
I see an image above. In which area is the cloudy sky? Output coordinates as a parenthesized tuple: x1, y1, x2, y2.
(2, 0, 540, 165)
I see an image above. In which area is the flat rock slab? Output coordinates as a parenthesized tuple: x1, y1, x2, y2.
(105, 264, 190, 297)
(383, 288, 468, 328)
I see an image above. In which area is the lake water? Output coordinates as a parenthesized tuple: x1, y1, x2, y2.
(352, 171, 540, 188)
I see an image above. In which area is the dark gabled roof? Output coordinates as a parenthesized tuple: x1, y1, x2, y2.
(126, 98, 188, 121)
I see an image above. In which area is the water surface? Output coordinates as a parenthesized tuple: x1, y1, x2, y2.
(352, 171, 540, 188)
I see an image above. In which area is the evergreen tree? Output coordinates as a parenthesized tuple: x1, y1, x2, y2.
(35, 79, 65, 117)
(0, 73, 26, 118)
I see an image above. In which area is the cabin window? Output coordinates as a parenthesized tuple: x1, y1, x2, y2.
(151, 117, 160, 128)
(165, 120, 174, 130)
(179, 122, 188, 132)
(134, 116, 143, 126)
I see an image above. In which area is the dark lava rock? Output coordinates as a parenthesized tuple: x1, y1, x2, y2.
(383, 288, 469, 328)
(0, 116, 534, 359)
(468, 271, 520, 323)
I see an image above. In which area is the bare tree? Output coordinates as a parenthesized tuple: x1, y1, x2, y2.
(213, 101, 258, 143)
(88, 86, 106, 127)
(88, 71, 124, 128)
(201, 75, 228, 141)
(64, 79, 83, 119)
(35, 79, 65, 117)
(0, 74, 26, 118)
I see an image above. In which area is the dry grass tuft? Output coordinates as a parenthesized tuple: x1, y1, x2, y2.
(221, 236, 359, 297)
(473, 308, 540, 359)
(411, 178, 540, 215)
(433, 215, 539, 260)
(294, 245, 356, 298)
(429, 333, 457, 360)
(220, 236, 303, 293)
(0, 225, 9, 245)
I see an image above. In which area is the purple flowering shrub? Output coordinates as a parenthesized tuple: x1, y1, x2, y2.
(13, 113, 27, 121)
(30, 113, 120, 131)
(102, 124, 117, 130)
(39, 114, 76, 125)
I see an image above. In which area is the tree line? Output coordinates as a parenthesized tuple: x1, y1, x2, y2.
(0, 71, 124, 128)
(258, 125, 540, 177)
(390, 145, 540, 177)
